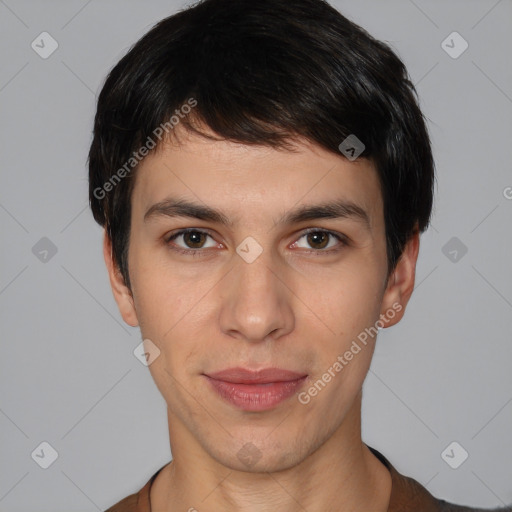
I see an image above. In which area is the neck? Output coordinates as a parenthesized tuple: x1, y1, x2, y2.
(152, 392, 391, 512)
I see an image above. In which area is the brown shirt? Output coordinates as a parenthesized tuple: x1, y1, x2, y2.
(104, 445, 511, 512)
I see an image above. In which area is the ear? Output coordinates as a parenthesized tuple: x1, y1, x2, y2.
(379, 229, 420, 328)
(103, 230, 139, 327)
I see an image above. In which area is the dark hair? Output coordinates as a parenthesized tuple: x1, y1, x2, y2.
(88, 0, 435, 290)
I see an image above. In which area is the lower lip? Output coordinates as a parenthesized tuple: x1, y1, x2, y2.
(204, 375, 307, 411)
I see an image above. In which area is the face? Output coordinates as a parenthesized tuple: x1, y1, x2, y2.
(105, 127, 418, 473)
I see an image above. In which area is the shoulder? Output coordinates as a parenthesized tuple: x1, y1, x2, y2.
(104, 492, 139, 512)
(103, 464, 168, 512)
(367, 445, 512, 512)
(437, 502, 512, 512)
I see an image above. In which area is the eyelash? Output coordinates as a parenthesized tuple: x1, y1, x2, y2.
(165, 228, 348, 257)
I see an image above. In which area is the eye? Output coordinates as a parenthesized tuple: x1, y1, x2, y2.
(166, 229, 219, 254)
(165, 228, 347, 256)
(292, 229, 346, 252)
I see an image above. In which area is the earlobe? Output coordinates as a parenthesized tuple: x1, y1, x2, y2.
(379, 230, 420, 328)
(103, 230, 139, 327)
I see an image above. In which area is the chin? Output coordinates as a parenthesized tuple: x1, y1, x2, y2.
(206, 434, 311, 474)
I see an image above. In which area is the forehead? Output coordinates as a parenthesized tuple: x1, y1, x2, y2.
(131, 129, 383, 229)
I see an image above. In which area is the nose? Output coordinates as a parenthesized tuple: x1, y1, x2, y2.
(218, 249, 295, 343)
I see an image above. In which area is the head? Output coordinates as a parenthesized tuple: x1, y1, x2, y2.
(89, 0, 434, 472)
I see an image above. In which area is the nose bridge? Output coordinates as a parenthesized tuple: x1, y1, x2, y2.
(218, 246, 294, 342)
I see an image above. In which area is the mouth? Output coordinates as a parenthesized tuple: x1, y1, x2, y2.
(203, 367, 308, 411)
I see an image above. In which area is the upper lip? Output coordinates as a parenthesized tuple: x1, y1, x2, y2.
(205, 367, 307, 384)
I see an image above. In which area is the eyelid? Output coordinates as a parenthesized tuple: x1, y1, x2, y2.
(165, 228, 220, 251)
(165, 227, 348, 254)
(291, 228, 348, 251)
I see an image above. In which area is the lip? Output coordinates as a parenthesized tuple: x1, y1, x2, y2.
(203, 367, 308, 412)
(206, 367, 307, 384)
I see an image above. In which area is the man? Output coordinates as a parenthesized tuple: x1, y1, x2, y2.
(88, 0, 511, 510)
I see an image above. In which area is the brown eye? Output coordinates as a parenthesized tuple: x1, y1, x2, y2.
(166, 229, 217, 252)
(182, 231, 207, 248)
(293, 229, 346, 252)
(306, 231, 329, 249)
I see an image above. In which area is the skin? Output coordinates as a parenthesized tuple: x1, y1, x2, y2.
(104, 125, 419, 512)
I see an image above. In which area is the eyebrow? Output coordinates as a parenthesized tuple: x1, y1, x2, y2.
(143, 197, 371, 231)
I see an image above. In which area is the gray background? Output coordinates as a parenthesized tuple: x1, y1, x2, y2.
(1, 0, 511, 510)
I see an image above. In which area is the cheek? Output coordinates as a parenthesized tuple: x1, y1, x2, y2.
(129, 261, 213, 377)
(298, 264, 383, 403)
(306, 265, 383, 341)
(129, 250, 186, 331)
